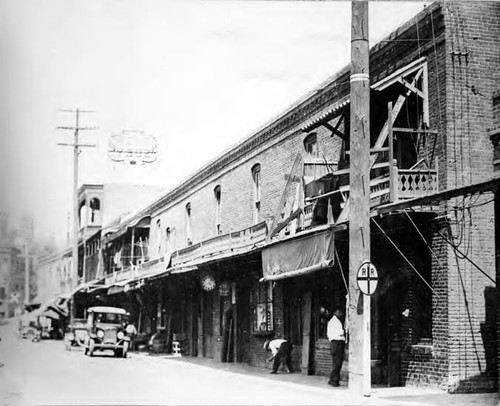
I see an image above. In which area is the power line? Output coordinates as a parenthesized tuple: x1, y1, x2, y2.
(371, 217, 435, 295)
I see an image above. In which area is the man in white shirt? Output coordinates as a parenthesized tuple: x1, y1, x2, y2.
(263, 338, 294, 374)
(327, 308, 345, 386)
(125, 322, 138, 350)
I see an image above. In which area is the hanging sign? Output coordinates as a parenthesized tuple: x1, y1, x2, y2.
(219, 282, 230, 296)
(356, 261, 378, 295)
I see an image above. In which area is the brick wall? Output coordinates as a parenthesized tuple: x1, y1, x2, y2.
(149, 125, 340, 259)
(445, 195, 496, 393)
(440, 1, 500, 393)
(399, 232, 449, 389)
(442, 2, 500, 189)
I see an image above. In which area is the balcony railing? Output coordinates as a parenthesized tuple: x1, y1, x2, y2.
(397, 169, 438, 199)
(171, 221, 268, 267)
(302, 167, 438, 229)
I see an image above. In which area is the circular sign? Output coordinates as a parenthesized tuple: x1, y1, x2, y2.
(356, 261, 378, 295)
(201, 274, 216, 292)
(108, 130, 158, 165)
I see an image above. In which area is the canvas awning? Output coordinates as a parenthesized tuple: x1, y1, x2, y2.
(261, 229, 335, 281)
(39, 309, 60, 320)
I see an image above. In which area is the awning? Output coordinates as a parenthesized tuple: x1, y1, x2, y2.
(37, 296, 69, 318)
(261, 229, 335, 281)
(107, 279, 132, 295)
(39, 309, 60, 320)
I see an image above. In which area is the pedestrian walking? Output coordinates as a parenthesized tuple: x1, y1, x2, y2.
(125, 321, 138, 350)
(263, 338, 294, 374)
(327, 308, 345, 387)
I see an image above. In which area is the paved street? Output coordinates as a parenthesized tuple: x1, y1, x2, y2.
(0, 319, 498, 406)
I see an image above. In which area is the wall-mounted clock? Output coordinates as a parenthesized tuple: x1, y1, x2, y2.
(201, 274, 216, 291)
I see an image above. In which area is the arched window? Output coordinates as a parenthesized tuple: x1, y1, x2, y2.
(156, 219, 162, 255)
(185, 203, 192, 245)
(89, 198, 101, 224)
(214, 185, 222, 235)
(303, 132, 318, 155)
(251, 164, 261, 224)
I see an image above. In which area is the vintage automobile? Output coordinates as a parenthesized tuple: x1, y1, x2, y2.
(83, 306, 130, 358)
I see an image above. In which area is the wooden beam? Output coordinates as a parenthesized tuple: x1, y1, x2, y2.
(267, 153, 303, 242)
(269, 207, 303, 239)
(392, 127, 438, 135)
(284, 174, 302, 182)
(346, 147, 389, 155)
(306, 188, 343, 202)
(325, 115, 346, 139)
(398, 77, 425, 99)
(388, 102, 396, 203)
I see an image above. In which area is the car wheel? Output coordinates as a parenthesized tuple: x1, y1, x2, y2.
(88, 339, 95, 357)
(122, 342, 129, 358)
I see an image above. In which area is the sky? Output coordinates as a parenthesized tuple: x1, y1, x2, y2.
(0, 0, 427, 247)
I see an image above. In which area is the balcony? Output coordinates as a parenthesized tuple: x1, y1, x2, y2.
(302, 167, 438, 229)
(171, 221, 268, 267)
(397, 169, 438, 199)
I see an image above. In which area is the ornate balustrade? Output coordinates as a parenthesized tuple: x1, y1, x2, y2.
(302, 203, 315, 229)
(300, 167, 438, 229)
(397, 169, 438, 199)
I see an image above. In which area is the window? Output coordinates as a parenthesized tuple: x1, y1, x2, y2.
(185, 203, 192, 245)
(214, 186, 222, 235)
(156, 219, 162, 255)
(89, 198, 101, 224)
(251, 164, 261, 223)
(165, 227, 171, 252)
(250, 281, 273, 333)
(413, 260, 432, 343)
(303, 132, 318, 155)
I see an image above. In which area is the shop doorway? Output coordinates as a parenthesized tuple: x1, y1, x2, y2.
(236, 284, 251, 363)
(221, 308, 235, 362)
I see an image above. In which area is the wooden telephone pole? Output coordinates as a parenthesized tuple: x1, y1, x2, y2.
(348, 1, 371, 396)
(57, 109, 96, 292)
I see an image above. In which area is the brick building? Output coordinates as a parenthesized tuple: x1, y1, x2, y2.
(66, 2, 500, 393)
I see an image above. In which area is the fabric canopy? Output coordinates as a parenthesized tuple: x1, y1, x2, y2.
(261, 229, 335, 281)
(39, 309, 60, 320)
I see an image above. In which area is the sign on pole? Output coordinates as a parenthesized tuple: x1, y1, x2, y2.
(356, 261, 378, 296)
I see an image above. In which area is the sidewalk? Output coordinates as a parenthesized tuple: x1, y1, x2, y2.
(139, 352, 498, 406)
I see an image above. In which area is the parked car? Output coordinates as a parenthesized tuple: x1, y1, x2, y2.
(83, 306, 130, 358)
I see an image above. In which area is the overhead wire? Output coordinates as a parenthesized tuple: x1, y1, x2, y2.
(371, 217, 436, 295)
(403, 211, 443, 269)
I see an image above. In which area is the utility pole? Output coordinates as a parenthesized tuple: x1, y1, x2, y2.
(18, 244, 31, 308)
(349, 1, 371, 397)
(57, 108, 96, 293)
